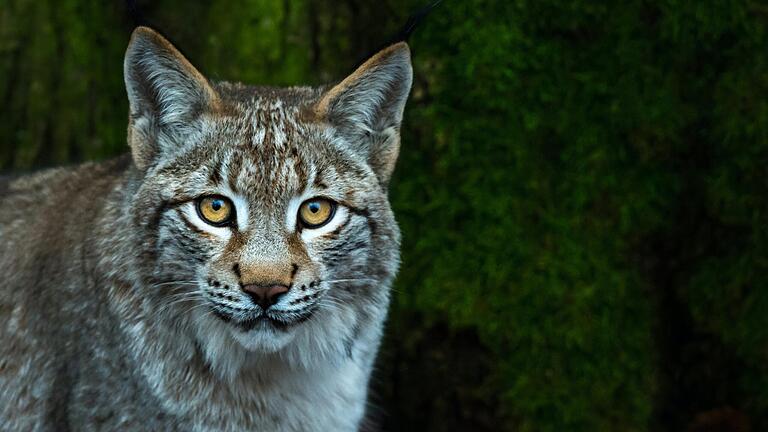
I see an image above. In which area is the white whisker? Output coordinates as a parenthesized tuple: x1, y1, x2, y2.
(323, 278, 377, 284)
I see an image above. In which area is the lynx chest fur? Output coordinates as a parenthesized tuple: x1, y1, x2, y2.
(0, 27, 411, 431)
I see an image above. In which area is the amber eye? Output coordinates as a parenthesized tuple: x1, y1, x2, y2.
(196, 195, 234, 226)
(298, 198, 336, 228)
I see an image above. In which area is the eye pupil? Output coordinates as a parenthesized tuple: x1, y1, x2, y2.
(298, 198, 336, 229)
(197, 196, 234, 226)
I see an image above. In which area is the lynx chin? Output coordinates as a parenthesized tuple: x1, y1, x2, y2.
(0, 27, 411, 431)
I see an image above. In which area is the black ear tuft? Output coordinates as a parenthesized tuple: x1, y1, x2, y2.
(392, 0, 444, 43)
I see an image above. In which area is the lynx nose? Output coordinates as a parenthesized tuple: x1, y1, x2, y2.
(242, 284, 289, 310)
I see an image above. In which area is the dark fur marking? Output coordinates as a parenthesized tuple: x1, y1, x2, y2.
(213, 310, 232, 323)
(208, 162, 223, 185)
(325, 238, 355, 251)
(165, 224, 210, 263)
(144, 199, 173, 234)
(313, 166, 327, 189)
(343, 336, 354, 360)
(293, 158, 308, 193)
(344, 320, 363, 360)
(346, 205, 377, 235)
(321, 218, 349, 241)
(44, 362, 76, 431)
(170, 246, 206, 265)
(226, 151, 243, 193)
(176, 209, 209, 237)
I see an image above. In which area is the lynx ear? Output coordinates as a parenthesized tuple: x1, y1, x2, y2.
(124, 27, 219, 170)
(314, 42, 413, 186)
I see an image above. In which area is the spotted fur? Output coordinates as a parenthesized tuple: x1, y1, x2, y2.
(0, 27, 411, 431)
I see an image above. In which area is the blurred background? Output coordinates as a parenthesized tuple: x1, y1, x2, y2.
(1, 1, 767, 431)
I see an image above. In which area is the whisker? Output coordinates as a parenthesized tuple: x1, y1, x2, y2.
(150, 280, 199, 288)
(155, 293, 204, 316)
(323, 278, 377, 284)
(317, 297, 348, 314)
(183, 302, 215, 316)
(158, 292, 203, 306)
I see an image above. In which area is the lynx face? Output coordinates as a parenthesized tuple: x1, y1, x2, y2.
(123, 28, 411, 362)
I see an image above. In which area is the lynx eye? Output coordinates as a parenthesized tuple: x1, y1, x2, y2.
(196, 195, 234, 226)
(298, 198, 336, 229)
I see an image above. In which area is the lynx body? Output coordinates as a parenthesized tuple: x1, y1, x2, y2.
(0, 27, 412, 431)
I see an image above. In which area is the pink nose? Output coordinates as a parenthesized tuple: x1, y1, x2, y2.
(242, 284, 289, 310)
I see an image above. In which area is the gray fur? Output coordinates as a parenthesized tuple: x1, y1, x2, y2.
(0, 27, 411, 431)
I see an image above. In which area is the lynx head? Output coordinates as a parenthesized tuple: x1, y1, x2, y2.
(121, 27, 411, 372)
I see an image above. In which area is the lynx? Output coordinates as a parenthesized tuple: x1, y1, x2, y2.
(0, 26, 411, 431)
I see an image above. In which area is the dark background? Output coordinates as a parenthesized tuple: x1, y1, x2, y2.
(2, 1, 767, 431)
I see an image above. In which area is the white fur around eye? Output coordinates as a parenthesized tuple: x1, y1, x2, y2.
(300, 205, 348, 241)
(285, 195, 303, 231)
(181, 202, 231, 240)
(226, 191, 250, 231)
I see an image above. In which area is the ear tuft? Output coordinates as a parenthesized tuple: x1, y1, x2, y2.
(124, 27, 218, 170)
(314, 42, 413, 185)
